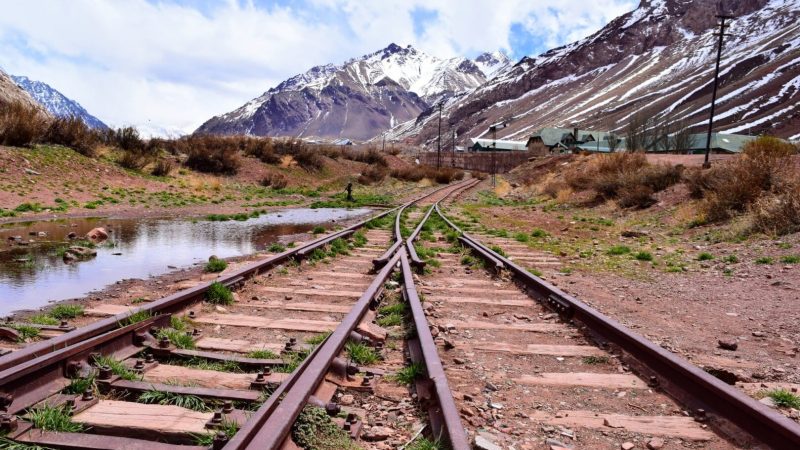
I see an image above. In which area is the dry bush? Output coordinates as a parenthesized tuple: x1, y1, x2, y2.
(390, 165, 463, 184)
(293, 147, 324, 171)
(45, 116, 99, 156)
(260, 172, 288, 189)
(0, 101, 48, 146)
(184, 135, 241, 175)
(562, 152, 681, 207)
(345, 148, 388, 167)
(387, 146, 401, 156)
(315, 145, 344, 159)
(434, 167, 465, 184)
(151, 158, 174, 176)
(243, 138, 281, 164)
(749, 182, 800, 235)
(114, 127, 144, 151)
(390, 166, 427, 182)
(358, 165, 388, 185)
(118, 150, 151, 170)
(697, 136, 797, 222)
(617, 185, 656, 209)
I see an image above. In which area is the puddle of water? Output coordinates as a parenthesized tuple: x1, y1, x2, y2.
(0, 208, 371, 315)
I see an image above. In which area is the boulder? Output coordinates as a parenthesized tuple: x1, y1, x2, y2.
(86, 227, 109, 241)
(64, 246, 97, 261)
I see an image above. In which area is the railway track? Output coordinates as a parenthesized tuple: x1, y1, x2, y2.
(1, 175, 799, 450)
(0, 180, 471, 450)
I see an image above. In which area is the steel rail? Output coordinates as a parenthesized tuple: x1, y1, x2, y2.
(399, 252, 469, 449)
(405, 204, 434, 269)
(435, 206, 800, 450)
(233, 251, 403, 449)
(0, 207, 398, 372)
(373, 179, 473, 268)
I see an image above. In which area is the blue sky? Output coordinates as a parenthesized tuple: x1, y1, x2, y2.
(0, 0, 636, 135)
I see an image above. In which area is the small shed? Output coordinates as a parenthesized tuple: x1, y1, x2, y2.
(468, 138, 528, 152)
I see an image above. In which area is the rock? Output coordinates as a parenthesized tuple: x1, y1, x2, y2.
(362, 426, 393, 442)
(718, 339, 738, 351)
(646, 438, 665, 449)
(214, 306, 228, 313)
(545, 438, 572, 449)
(67, 232, 77, 239)
(24, 168, 41, 175)
(621, 443, 635, 450)
(759, 396, 777, 408)
(37, 231, 46, 237)
(64, 246, 97, 260)
(752, 331, 766, 337)
(485, 381, 499, 391)
(86, 227, 109, 241)
(339, 394, 354, 406)
(474, 435, 502, 450)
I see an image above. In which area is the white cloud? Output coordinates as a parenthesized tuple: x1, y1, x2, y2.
(0, 0, 635, 135)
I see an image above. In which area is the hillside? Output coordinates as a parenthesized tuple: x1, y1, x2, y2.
(0, 69, 46, 113)
(11, 75, 108, 130)
(394, 0, 800, 145)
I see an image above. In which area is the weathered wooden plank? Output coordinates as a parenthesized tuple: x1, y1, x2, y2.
(304, 271, 371, 279)
(239, 301, 351, 314)
(528, 410, 714, 441)
(72, 400, 211, 436)
(85, 304, 132, 316)
(194, 313, 338, 332)
(194, 337, 282, 354)
(313, 381, 339, 404)
(469, 342, 606, 357)
(257, 286, 363, 298)
(143, 364, 286, 390)
(422, 286, 521, 295)
(429, 278, 500, 286)
(445, 320, 566, 333)
(691, 354, 759, 370)
(515, 372, 647, 389)
(425, 296, 530, 307)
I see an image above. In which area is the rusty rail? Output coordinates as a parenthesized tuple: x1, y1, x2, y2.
(435, 206, 800, 450)
(399, 252, 469, 449)
(0, 208, 397, 372)
(230, 251, 403, 449)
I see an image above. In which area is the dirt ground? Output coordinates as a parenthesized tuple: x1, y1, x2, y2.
(450, 174, 800, 425)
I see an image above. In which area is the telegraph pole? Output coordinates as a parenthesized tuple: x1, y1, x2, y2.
(451, 129, 456, 167)
(381, 133, 386, 152)
(436, 103, 443, 169)
(703, 14, 733, 168)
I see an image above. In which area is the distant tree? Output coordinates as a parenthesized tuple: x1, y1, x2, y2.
(671, 120, 693, 154)
(607, 133, 621, 152)
(625, 113, 652, 152)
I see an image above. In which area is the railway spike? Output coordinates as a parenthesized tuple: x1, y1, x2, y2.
(82, 387, 94, 401)
(222, 400, 234, 414)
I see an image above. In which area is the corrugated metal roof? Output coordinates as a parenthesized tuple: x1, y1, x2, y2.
(469, 138, 528, 151)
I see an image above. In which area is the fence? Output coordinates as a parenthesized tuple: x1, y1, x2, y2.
(417, 151, 531, 173)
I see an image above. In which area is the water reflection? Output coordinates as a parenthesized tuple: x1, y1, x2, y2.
(0, 208, 371, 314)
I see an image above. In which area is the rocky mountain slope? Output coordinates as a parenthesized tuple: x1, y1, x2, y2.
(11, 75, 108, 130)
(0, 69, 45, 113)
(394, 0, 800, 145)
(196, 44, 510, 141)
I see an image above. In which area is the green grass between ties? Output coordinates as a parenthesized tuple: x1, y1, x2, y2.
(204, 257, 228, 273)
(27, 404, 83, 433)
(138, 389, 209, 412)
(206, 282, 234, 305)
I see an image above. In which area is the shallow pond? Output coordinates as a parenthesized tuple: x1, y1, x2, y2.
(0, 208, 372, 315)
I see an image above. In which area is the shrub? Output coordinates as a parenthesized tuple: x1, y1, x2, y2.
(780, 255, 800, 264)
(697, 136, 798, 223)
(204, 257, 228, 273)
(151, 158, 175, 176)
(243, 138, 281, 164)
(46, 116, 99, 156)
(0, 101, 48, 146)
(634, 251, 653, 261)
(755, 256, 773, 265)
(390, 165, 464, 184)
(114, 127, 144, 151)
(345, 147, 387, 166)
(607, 245, 630, 255)
(748, 182, 800, 236)
(184, 135, 241, 175)
(617, 184, 656, 208)
(260, 172, 288, 189)
(358, 165, 387, 185)
(697, 252, 714, 261)
(118, 149, 151, 170)
(312, 226, 325, 234)
(293, 148, 324, 172)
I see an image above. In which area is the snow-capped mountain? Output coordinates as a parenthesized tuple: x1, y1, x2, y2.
(196, 44, 511, 141)
(395, 0, 800, 144)
(11, 75, 108, 130)
(0, 69, 45, 113)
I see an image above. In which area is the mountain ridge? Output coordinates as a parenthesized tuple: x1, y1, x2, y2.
(11, 75, 108, 130)
(195, 44, 511, 141)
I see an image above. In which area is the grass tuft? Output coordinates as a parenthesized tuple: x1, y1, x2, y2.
(206, 282, 234, 305)
(204, 257, 228, 273)
(393, 362, 424, 385)
(634, 251, 653, 261)
(247, 349, 280, 359)
(138, 389, 208, 411)
(27, 404, 83, 432)
(764, 389, 800, 409)
(93, 355, 139, 381)
(48, 304, 84, 319)
(292, 406, 359, 450)
(697, 252, 714, 261)
(607, 245, 631, 255)
(344, 342, 379, 366)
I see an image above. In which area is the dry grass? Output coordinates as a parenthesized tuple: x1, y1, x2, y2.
(692, 136, 797, 224)
(184, 135, 242, 175)
(0, 101, 50, 146)
(559, 152, 682, 208)
(358, 165, 388, 185)
(260, 172, 288, 189)
(390, 165, 464, 184)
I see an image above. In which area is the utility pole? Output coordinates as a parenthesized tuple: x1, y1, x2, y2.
(703, 13, 733, 168)
(490, 126, 497, 187)
(451, 129, 456, 167)
(437, 102, 443, 169)
(382, 133, 386, 152)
